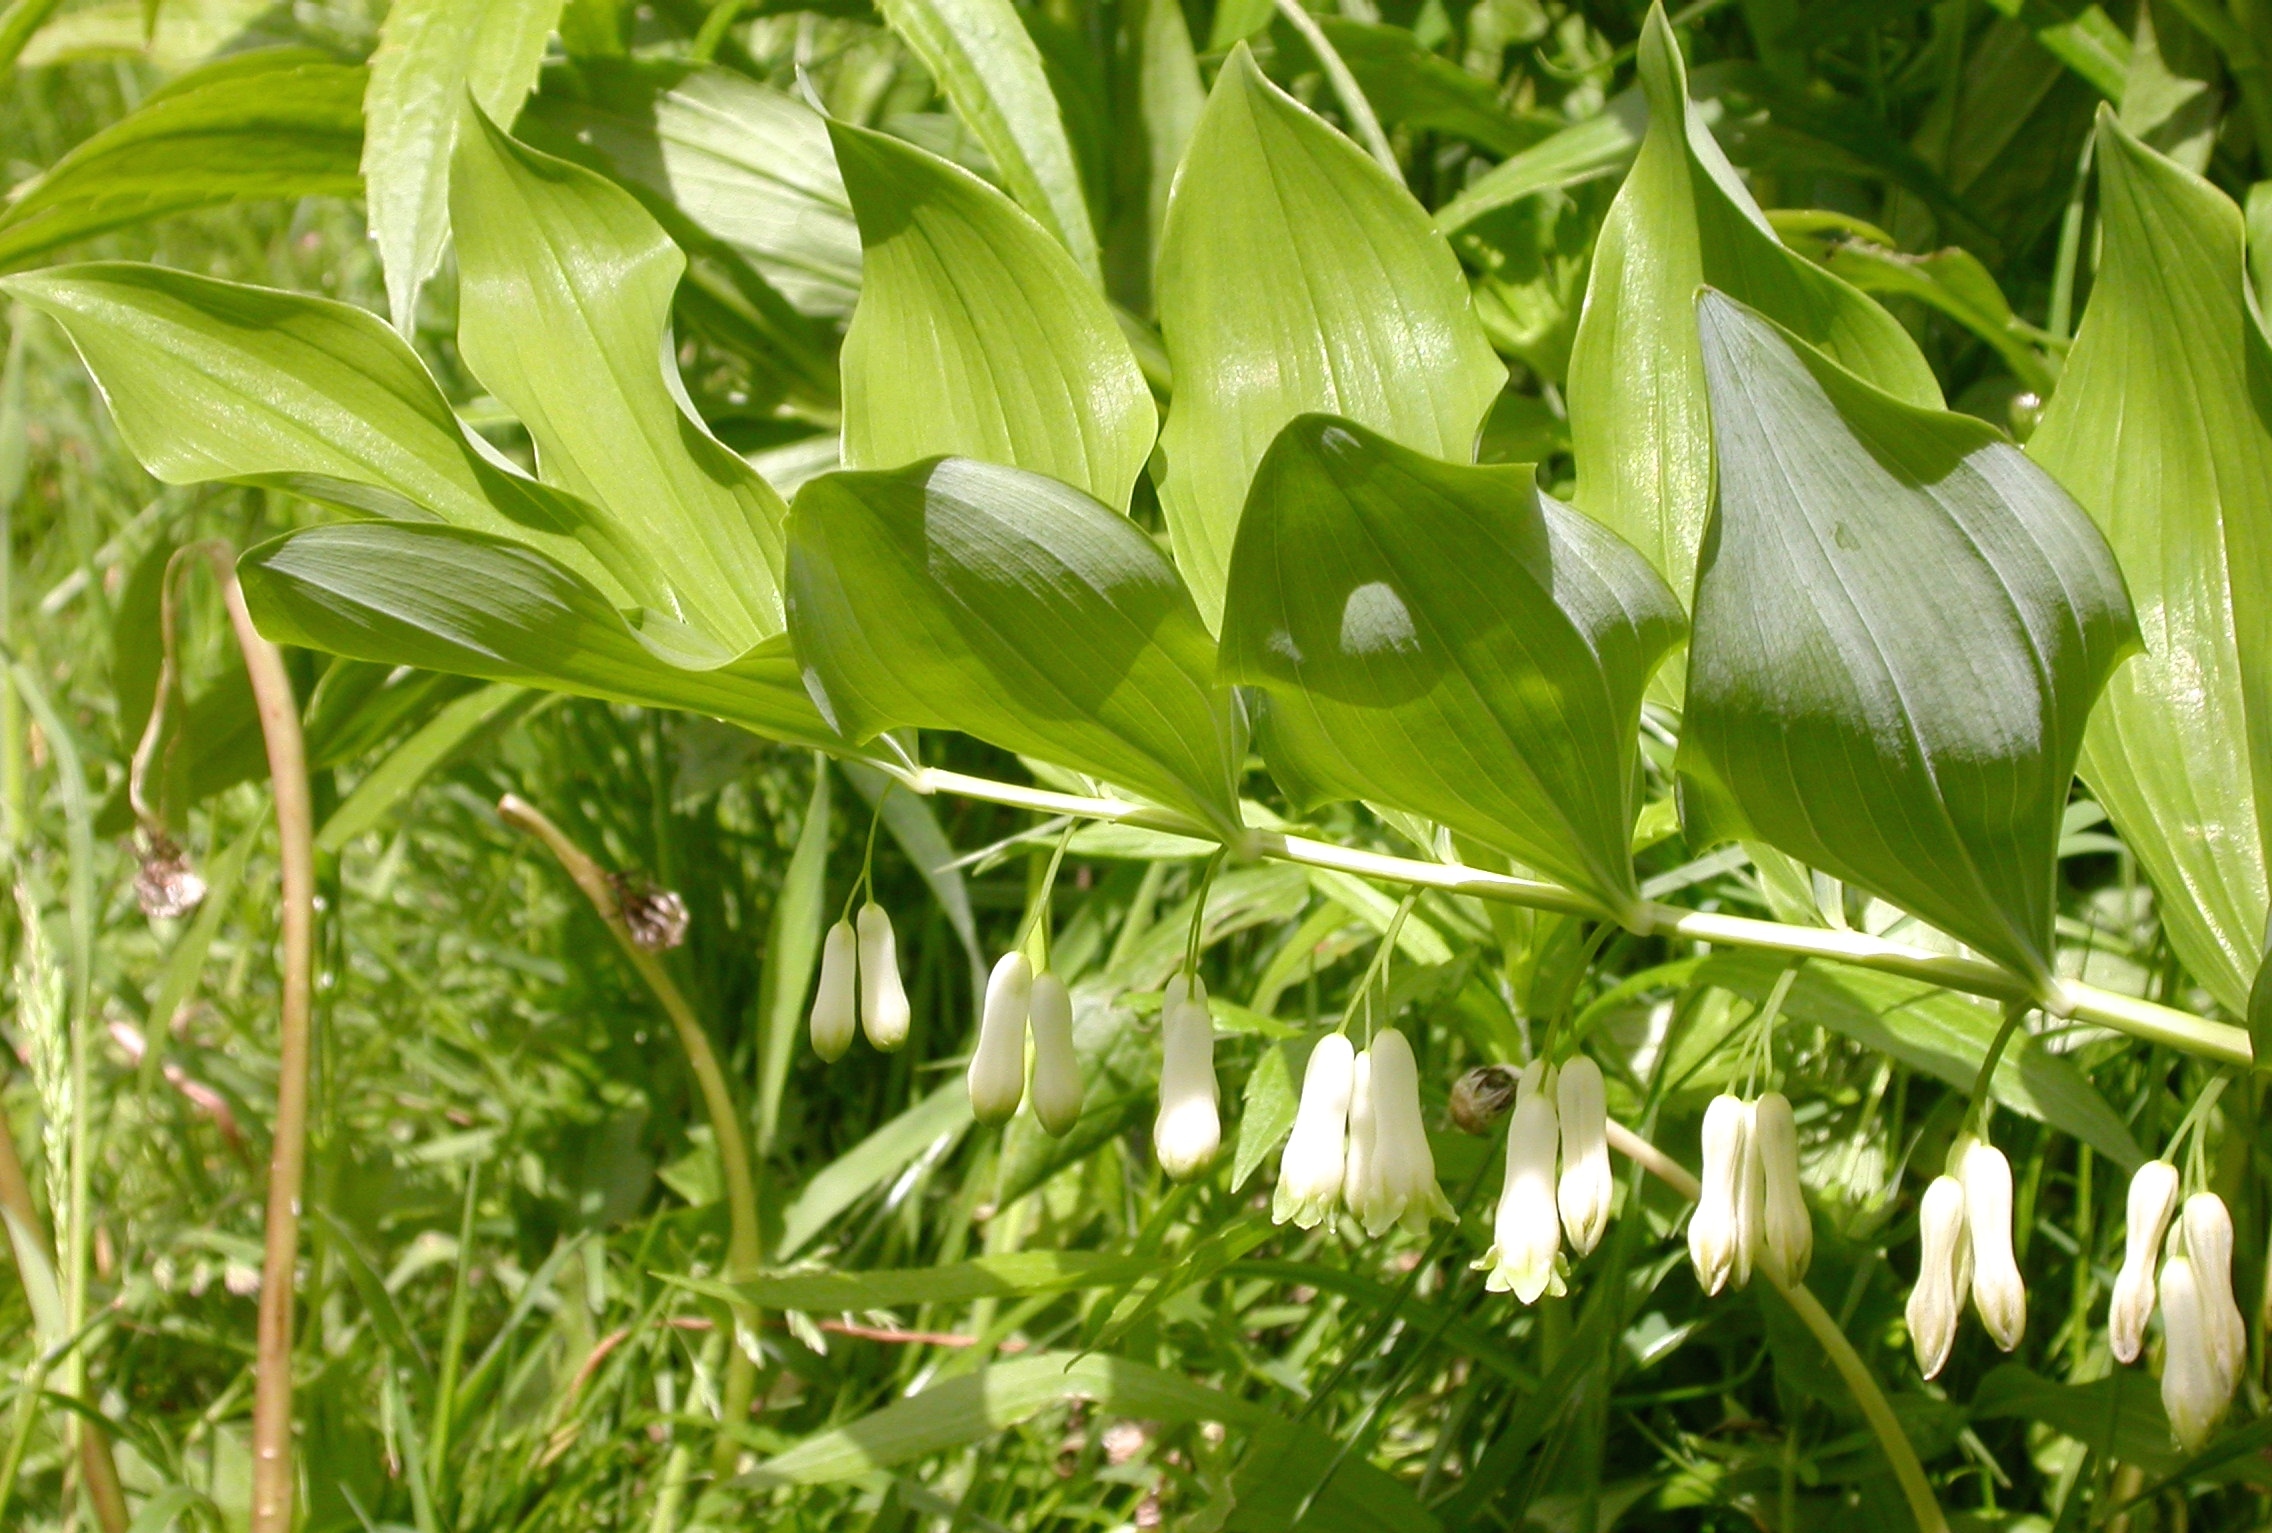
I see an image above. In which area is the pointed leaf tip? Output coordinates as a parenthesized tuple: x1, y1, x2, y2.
(1682, 291, 2136, 993)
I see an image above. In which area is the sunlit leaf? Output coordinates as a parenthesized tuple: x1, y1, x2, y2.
(361, 0, 563, 331)
(829, 120, 1155, 509)
(787, 457, 1246, 841)
(1219, 414, 1682, 923)
(1564, 3, 1938, 620)
(874, 0, 1101, 281)
(1154, 44, 1504, 628)
(239, 522, 849, 752)
(520, 60, 862, 320)
(2025, 111, 2272, 1016)
(1679, 291, 2136, 994)
(0, 261, 656, 605)
(450, 105, 789, 650)
(0, 49, 363, 271)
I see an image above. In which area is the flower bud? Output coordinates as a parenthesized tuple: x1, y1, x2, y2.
(968, 951, 1031, 1125)
(1961, 1140, 2025, 1351)
(1345, 1029, 1451, 1238)
(1026, 972, 1082, 1136)
(1273, 1033, 1355, 1229)
(810, 919, 858, 1061)
(1153, 974, 1219, 1180)
(2182, 1193, 2246, 1390)
(855, 902, 911, 1051)
(1689, 1094, 1753, 1297)
(1479, 1062, 1563, 1302)
(2158, 1254, 2233, 1453)
(1906, 1173, 1968, 1380)
(2110, 1160, 2181, 1365)
(1752, 1091, 1811, 1287)
(1555, 1056, 1612, 1257)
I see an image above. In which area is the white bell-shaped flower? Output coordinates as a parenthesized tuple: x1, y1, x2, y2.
(1688, 1094, 1753, 1296)
(1153, 973, 1220, 1180)
(1026, 971, 1083, 1136)
(810, 919, 858, 1061)
(1961, 1140, 2026, 1352)
(2158, 1253, 2232, 1453)
(1479, 1062, 1563, 1302)
(1344, 1029, 1451, 1238)
(1555, 1056, 1612, 1256)
(1752, 1091, 1811, 1286)
(1273, 1032, 1355, 1229)
(1907, 1173, 1970, 1380)
(968, 951, 1031, 1125)
(2182, 1193, 2246, 1390)
(2109, 1159, 2181, 1365)
(855, 901, 911, 1051)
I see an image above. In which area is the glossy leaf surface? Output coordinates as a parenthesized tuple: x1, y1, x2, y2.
(0, 49, 363, 270)
(521, 61, 861, 319)
(1154, 45, 1503, 628)
(830, 121, 1154, 509)
(787, 457, 1245, 840)
(1564, 4, 1938, 614)
(2026, 112, 2272, 1015)
(1220, 415, 1682, 923)
(874, 0, 1100, 281)
(450, 107, 788, 650)
(0, 261, 650, 604)
(239, 522, 847, 751)
(361, 0, 563, 331)
(1680, 292, 2135, 993)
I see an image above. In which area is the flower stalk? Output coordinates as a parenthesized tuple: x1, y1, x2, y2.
(497, 793, 764, 1478)
(885, 765, 2249, 1066)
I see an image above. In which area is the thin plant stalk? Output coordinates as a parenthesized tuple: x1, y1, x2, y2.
(1272, 0, 1399, 174)
(1603, 1121, 1949, 1533)
(496, 793, 765, 1475)
(133, 544, 316, 1533)
(1, 657, 128, 1532)
(887, 764, 2251, 1065)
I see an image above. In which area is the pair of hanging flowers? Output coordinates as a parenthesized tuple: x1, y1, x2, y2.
(1684, 1090, 1814, 1295)
(810, 900, 911, 1059)
(2108, 1159, 2247, 1451)
(1271, 1027, 1453, 1236)
(1472, 1058, 1612, 1301)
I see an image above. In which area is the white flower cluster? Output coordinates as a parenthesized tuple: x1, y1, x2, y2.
(1905, 1137, 2026, 1378)
(1685, 1091, 1812, 1297)
(1271, 1028, 1452, 1237)
(964, 951, 1085, 1135)
(2106, 1161, 2246, 1451)
(1474, 1058, 1615, 1302)
(810, 901, 912, 1059)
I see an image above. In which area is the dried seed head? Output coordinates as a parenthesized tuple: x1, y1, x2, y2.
(611, 874, 689, 951)
(1449, 1064, 1522, 1135)
(134, 834, 206, 920)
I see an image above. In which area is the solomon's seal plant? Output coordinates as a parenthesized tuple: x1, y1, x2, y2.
(3, 0, 2270, 1523)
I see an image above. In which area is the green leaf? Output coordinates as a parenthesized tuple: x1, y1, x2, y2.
(2025, 112, 2272, 1017)
(2252, 953, 2272, 1074)
(0, 261, 652, 604)
(1970, 1363, 2177, 1472)
(1694, 953, 2143, 1167)
(1563, 4, 1938, 617)
(449, 105, 789, 651)
(787, 457, 1247, 841)
(742, 1348, 1439, 1530)
(873, 0, 1100, 282)
(1432, 93, 1645, 236)
(237, 522, 848, 753)
(1220, 415, 1682, 922)
(777, 1081, 972, 1258)
(1155, 45, 1504, 628)
(1680, 292, 2135, 993)
(521, 60, 861, 320)
(0, 49, 364, 271)
(313, 681, 528, 854)
(361, 0, 565, 331)
(828, 120, 1155, 509)
(1232, 1035, 1303, 1190)
(1306, 18, 1540, 156)
(1136, 0, 1205, 258)
(692, 1251, 1154, 1313)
